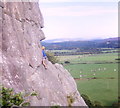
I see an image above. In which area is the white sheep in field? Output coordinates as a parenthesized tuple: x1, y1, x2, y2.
(98, 68, 101, 71)
(80, 75, 82, 77)
(80, 71, 82, 73)
(103, 68, 106, 70)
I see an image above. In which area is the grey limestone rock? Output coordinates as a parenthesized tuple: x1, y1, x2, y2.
(1, 1, 87, 107)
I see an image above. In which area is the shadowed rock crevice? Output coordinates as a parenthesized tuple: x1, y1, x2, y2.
(1, 1, 87, 107)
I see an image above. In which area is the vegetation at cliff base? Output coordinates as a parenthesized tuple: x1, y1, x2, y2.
(81, 94, 104, 107)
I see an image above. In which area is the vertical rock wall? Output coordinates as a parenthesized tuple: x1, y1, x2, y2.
(0, 1, 3, 86)
(1, 1, 87, 107)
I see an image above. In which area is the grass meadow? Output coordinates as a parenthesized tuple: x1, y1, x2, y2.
(58, 53, 119, 106)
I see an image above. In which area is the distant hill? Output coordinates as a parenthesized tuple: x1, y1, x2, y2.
(41, 37, 119, 50)
(42, 38, 86, 43)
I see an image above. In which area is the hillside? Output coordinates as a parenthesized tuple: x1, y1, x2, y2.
(42, 37, 119, 50)
(0, 1, 87, 107)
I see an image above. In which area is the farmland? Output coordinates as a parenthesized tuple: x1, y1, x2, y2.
(57, 52, 119, 106)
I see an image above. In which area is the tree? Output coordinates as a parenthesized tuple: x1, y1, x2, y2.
(46, 52, 59, 64)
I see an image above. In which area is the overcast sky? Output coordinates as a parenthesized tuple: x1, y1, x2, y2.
(39, 0, 118, 40)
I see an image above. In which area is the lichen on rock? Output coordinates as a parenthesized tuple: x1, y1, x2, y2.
(1, 1, 87, 106)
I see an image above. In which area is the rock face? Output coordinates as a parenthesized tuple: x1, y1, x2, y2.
(1, 1, 87, 106)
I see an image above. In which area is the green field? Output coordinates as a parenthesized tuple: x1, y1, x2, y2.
(59, 53, 119, 64)
(58, 53, 119, 106)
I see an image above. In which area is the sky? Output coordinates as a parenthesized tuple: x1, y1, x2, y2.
(39, 0, 118, 40)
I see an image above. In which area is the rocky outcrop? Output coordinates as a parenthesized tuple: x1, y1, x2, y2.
(1, 1, 87, 106)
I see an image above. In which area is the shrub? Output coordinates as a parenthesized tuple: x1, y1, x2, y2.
(81, 94, 94, 108)
(51, 105, 60, 108)
(112, 96, 120, 107)
(46, 52, 59, 64)
(30, 92, 37, 96)
(67, 95, 75, 107)
(64, 61, 70, 64)
(1, 86, 25, 107)
(0, 86, 37, 107)
(81, 94, 103, 108)
(94, 101, 103, 107)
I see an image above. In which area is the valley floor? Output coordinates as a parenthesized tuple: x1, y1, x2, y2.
(57, 52, 119, 106)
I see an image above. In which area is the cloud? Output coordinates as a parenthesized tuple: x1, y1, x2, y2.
(39, 1, 118, 40)
(1, 0, 118, 3)
(39, 0, 119, 3)
(40, 5, 117, 17)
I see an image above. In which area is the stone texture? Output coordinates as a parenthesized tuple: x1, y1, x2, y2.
(0, 6, 2, 50)
(0, 1, 3, 86)
(1, 1, 87, 107)
(0, 1, 4, 8)
(3, 2, 44, 28)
